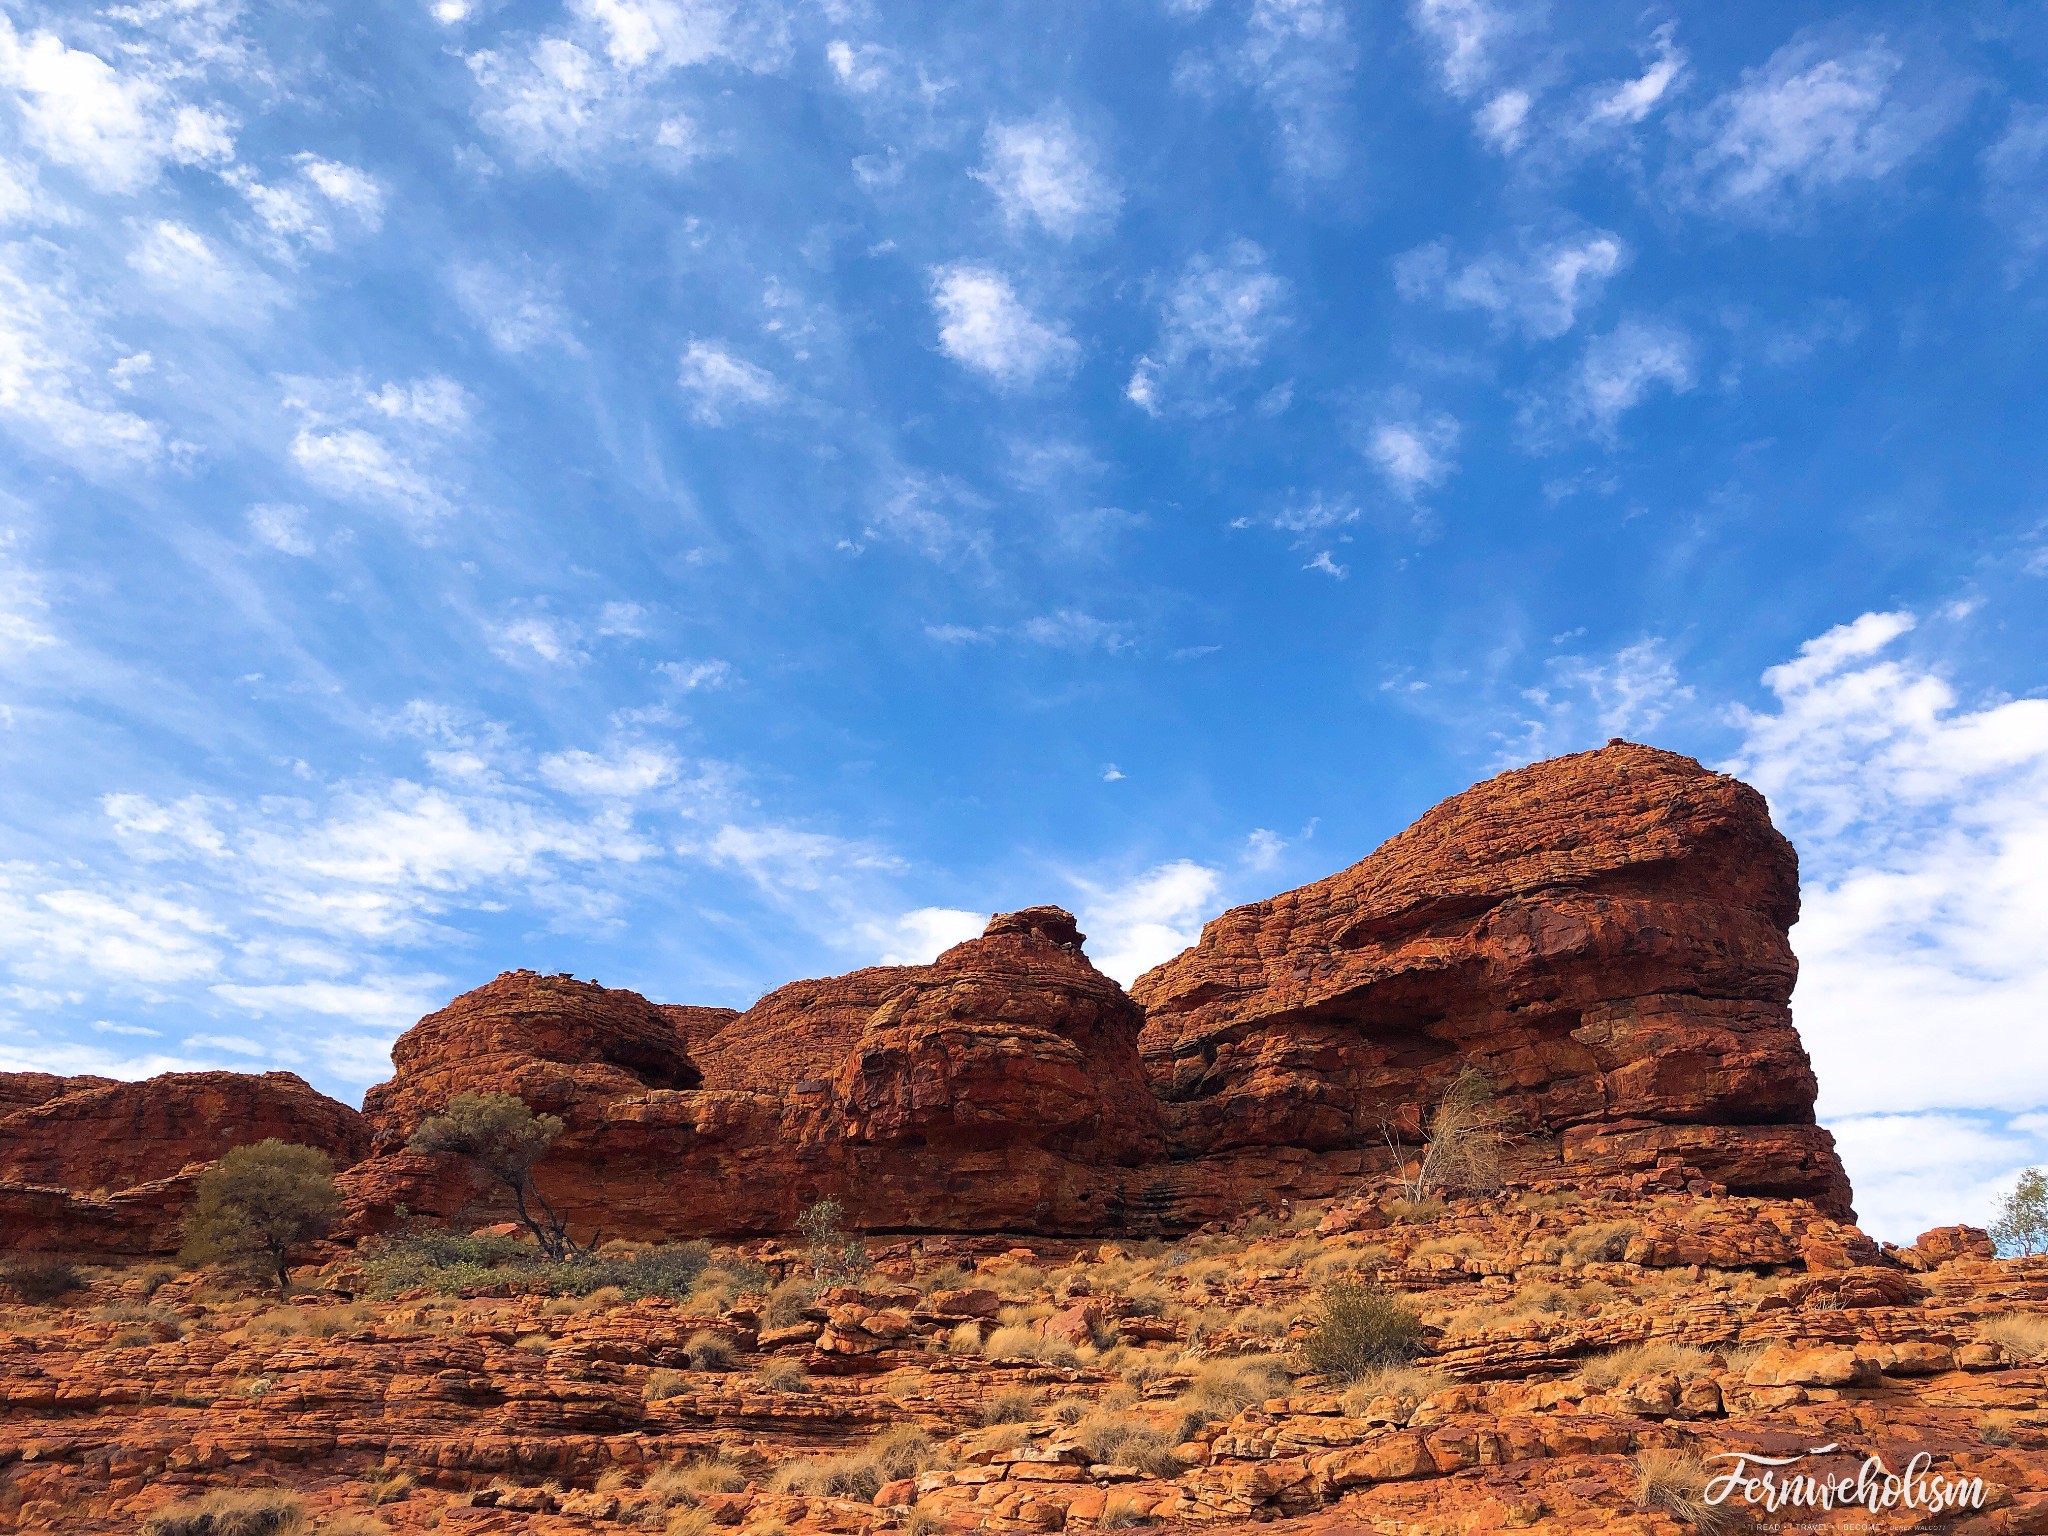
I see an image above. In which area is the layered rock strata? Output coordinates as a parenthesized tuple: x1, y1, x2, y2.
(1132, 743, 1852, 1216)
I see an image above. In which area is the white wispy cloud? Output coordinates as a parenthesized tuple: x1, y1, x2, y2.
(1071, 859, 1222, 985)
(929, 264, 1078, 388)
(466, 0, 788, 168)
(974, 107, 1120, 240)
(657, 658, 732, 690)
(1718, 612, 2048, 1238)
(537, 742, 681, 799)
(0, 533, 56, 658)
(227, 154, 384, 254)
(1496, 636, 1695, 764)
(1366, 412, 1460, 499)
(1394, 229, 1627, 340)
(1521, 316, 1695, 445)
(1407, 0, 1535, 151)
(283, 374, 470, 524)
(487, 613, 585, 666)
(126, 218, 283, 324)
(1984, 106, 2048, 279)
(1127, 240, 1286, 415)
(1579, 23, 1685, 129)
(1672, 33, 1967, 218)
(864, 905, 984, 966)
(246, 503, 316, 556)
(453, 265, 581, 354)
(677, 339, 784, 423)
(0, 16, 236, 194)
(0, 244, 162, 465)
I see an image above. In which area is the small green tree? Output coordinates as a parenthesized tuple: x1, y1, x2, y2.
(1992, 1168, 2048, 1258)
(796, 1196, 872, 1281)
(408, 1092, 583, 1261)
(178, 1140, 337, 1292)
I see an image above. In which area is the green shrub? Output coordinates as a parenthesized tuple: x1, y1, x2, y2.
(179, 1141, 337, 1292)
(1301, 1280, 1423, 1380)
(356, 1232, 709, 1299)
(1993, 1168, 2048, 1258)
(3, 1257, 85, 1304)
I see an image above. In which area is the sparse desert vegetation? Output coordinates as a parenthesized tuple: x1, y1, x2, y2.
(10, 1175, 2028, 1536)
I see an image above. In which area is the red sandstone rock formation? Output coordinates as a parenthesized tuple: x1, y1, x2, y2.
(360, 970, 717, 1149)
(1131, 742, 1853, 1216)
(8, 743, 1858, 1255)
(342, 907, 1167, 1239)
(0, 1071, 368, 1253)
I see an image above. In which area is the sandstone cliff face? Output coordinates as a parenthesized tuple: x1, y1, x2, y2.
(0, 1071, 368, 1252)
(342, 906, 1168, 1240)
(1131, 742, 1851, 1216)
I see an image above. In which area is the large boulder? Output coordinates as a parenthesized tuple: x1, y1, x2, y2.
(1130, 742, 1853, 1216)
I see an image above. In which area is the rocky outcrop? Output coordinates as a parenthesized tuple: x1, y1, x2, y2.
(1131, 743, 1852, 1216)
(360, 970, 715, 1149)
(0, 1071, 368, 1253)
(9, 743, 1857, 1254)
(342, 907, 1168, 1240)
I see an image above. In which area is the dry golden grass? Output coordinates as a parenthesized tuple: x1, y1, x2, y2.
(1383, 1198, 1446, 1225)
(683, 1329, 734, 1371)
(986, 1263, 1047, 1296)
(1183, 1354, 1290, 1414)
(237, 1303, 372, 1339)
(762, 1276, 819, 1328)
(139, 1488, 308, 1536)
(982, 1323, 1076, 1367)
(1076, 1409, 1185, 1476)
(361, 1470, 414, 1505)
(1340, 1364, 1451, 1420)
(980, 1387, 1036, 1425)
(1634, 1448, 1740, 1535)
(1116, 1346, 1185, 1392)
(914, 1262, 970, 1294)
(645, 1368, 689, 1401)
(1980, 1313, 2048, 1362)
(1303, 1245, 1389, 1284)
(1578, 1342, 1715, 1390)
(319, 1517, 391, 1536)
(1411, 1233, 1485, 1259)
(756, 1355, 806, 1392)
(770, 1452, 883, 1501)
(663, 1512, 716, 1536)
(1563, 1220, 1640, 1264)
(1101, 1495, 1153, 1528)
(1230, 1304, 1297, 1339)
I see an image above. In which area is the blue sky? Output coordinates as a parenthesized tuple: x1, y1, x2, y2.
(0, 0, 2044, 1243)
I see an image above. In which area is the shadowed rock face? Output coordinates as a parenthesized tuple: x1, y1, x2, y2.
(4, 743, 1855, 1252)
(0, 1071, 369, 1253)
(1130, 742, 1852, 1216)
